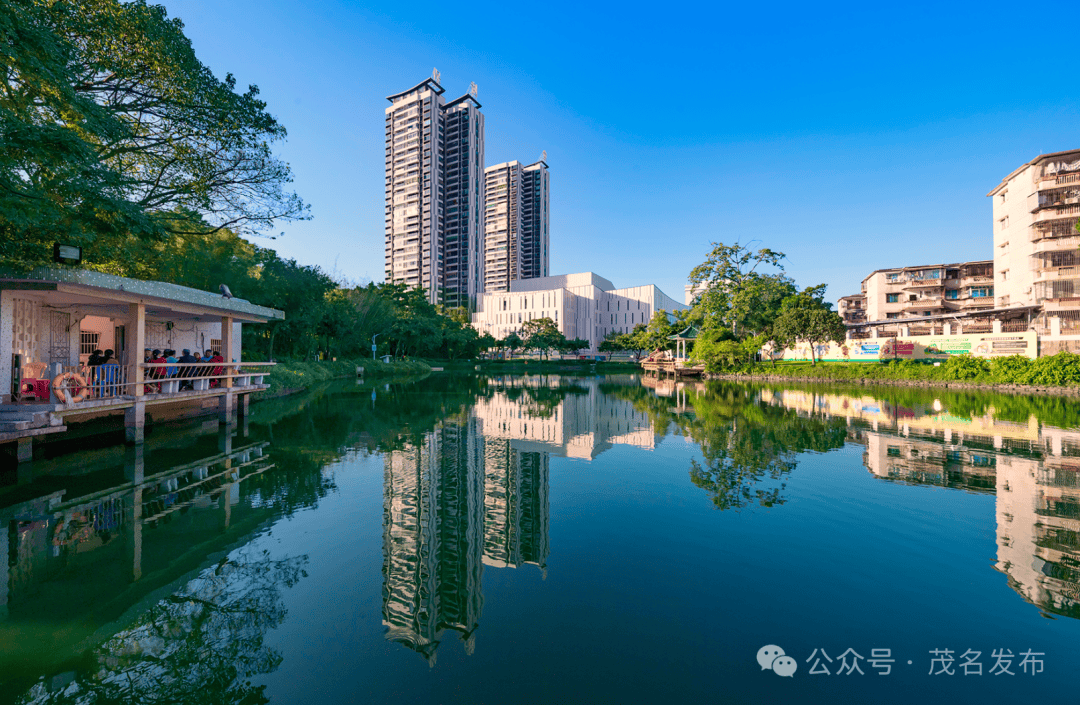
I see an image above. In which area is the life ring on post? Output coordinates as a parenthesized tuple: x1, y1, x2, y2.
(52, 372, 89, 403)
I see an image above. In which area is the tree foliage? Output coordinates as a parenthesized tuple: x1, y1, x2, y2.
(1, 0, 308, 270)
(688, 241, 794, 336)
(772, 284, 846, 365)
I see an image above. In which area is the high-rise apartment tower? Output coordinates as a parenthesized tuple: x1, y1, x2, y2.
(385, 75, 485, 307)
(482, 159, 549, 293)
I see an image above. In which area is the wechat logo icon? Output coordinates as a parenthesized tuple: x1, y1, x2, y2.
(757, 644, 797, 677)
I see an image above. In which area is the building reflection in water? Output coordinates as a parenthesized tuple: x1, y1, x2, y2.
(381, 375, 657, 664)
(0, 430, 294, 702)
(763, 388, 1080, 620)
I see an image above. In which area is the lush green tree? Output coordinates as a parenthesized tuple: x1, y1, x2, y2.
(1, 0, 307, 270)
(640, 310, 676, 352)
(688, 242, 794, 337)
(502, 331, 523, 358)
(520, 317, 566, 360)
(772, 284, 847, 365)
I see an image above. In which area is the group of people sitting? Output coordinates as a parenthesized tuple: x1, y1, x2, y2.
(79, 348, 229, 396)
(84, 349, 121, 397)
(144, 348, 225, 391)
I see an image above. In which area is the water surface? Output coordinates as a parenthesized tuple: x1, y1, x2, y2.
(3, 374, 1079, 703)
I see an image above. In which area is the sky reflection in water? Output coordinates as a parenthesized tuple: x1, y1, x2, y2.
(3, 373, 1080, 703)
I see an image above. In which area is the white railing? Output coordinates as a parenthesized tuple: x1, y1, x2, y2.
(138, 362, 275, 395)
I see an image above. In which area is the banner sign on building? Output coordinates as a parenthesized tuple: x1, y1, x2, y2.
(774, 331, 1037, 363)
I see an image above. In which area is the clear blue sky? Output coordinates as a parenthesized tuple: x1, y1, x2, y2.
(171, 0, 1079, 304)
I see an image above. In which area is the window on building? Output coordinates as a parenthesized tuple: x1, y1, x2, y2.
(970, 287, 993, 298)
(886, 313, 900, 319)
(886, 294, 900, 303)
(80, 332, 100, 356)
(210, 338, 223, 353)
(945, 289, 959, 300)
(999, 216, 1009, 230)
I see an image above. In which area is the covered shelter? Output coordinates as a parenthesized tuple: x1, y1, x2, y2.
(1, 268, 283, 461)
(668, 325, 701, 360)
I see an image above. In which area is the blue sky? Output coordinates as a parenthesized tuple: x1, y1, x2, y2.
(172, 0, 1080, 304)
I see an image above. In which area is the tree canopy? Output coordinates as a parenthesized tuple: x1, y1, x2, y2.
(1, 0, 308, 270)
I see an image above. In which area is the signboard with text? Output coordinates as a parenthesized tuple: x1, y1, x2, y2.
(775, 331, 1037, 363)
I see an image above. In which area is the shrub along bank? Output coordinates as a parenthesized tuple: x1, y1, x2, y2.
(715, 352, 1080, 390)
(257, 358, 430, 399)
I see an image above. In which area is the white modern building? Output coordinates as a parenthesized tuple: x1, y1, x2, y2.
(384, 74, 485, 308)
(483, 159, 550, 293)
(471, 272, 686, 352)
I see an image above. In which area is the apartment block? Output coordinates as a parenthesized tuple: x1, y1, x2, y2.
(441, 93, 485, 308)
(988, 149, 1080, 312)
(837, 294, 866, 325)
(472, 272, 686, 352)
(385, 76, 485, 308)
(385, 78, 445, 303)
(520, 161, 550, 280)
(482, 160, 550, 293)
(857, 260, 995, 323)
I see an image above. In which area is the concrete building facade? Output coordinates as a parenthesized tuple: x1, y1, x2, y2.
(384, 76, 485, 308)
(471, 272, 685, 352)
(988, 149, 1080, 321)
(858, 260, 996, 324)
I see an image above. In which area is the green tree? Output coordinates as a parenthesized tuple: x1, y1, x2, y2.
(641, 310, 676, 352)
(1, 0, 307, 270)
(688, 242, 794, 337)
(772, 285, 847, 365)
(520, 317, 565, 360)
(502, 331, 523, 358)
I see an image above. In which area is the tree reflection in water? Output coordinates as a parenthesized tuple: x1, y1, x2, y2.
(19, 547, 308, 705)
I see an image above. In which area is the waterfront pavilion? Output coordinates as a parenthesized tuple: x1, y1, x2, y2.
(1, 268, 283, 462)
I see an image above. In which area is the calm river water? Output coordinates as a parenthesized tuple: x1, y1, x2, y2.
(3, 372, 1080, 703)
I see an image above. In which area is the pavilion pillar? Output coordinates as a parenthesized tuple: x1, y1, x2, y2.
(129, 303, 145, 397)
(220, 315, 234, 389)
(0, 291, 14, 403)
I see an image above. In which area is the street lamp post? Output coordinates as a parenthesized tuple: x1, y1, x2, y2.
(372, 333, 381, 360)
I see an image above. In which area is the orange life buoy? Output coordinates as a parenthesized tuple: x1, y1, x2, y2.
(52, 372, 89, 403)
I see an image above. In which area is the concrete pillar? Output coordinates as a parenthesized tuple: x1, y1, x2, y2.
(993, 320, 1003, 334)
(1051, 316, 1062, 336)
(129, 303, 145, 397)
(0, 291, 14, 403)
(944, 429, 952, 444)
(219, 391, 235, 425)
(900, 326, 910, 337)
(871, 328, 879, 339)
(943, 323, 952, 336)
(237, 393, 249, 420)
(1051, 433, 1063, 457)
(220, 315, 233, 388)
(993, 435, 1003, 450)
(16, 437, 32, 464)
(124, 400, 146, 445)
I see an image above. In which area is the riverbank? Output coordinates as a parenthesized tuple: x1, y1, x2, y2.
(705, 359, 1080, 397)
(258, 358, 431, 399)
(423, 359, 641, 373)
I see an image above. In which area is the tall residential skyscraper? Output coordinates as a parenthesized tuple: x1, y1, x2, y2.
(482, 159, 550, 292)
(440, 93, 485, 308)
(483, 161, 524, 293)
(385, 74, 485, 307)
(520, 160, 550, 280)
